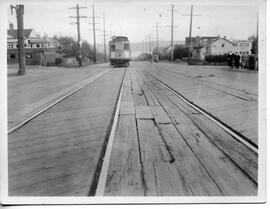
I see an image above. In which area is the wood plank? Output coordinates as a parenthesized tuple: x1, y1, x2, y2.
(121, 86, 133, 102)
(134, 94, 148, 106)
(131, 71, 148, 106)
(135, 106, 153, 119)
(144, 76, 257, 195)
(143, 162, 193, 196)
(137, 120, 171, 163)
(190, 113, 258, 182)
(158, 124, 223, 195)
(104, 115, 144, 196)
(119, 101, 135, 115)
(150, 105, 172, 124)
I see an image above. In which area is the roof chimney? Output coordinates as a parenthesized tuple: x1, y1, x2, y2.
(9, 23, 14, 30)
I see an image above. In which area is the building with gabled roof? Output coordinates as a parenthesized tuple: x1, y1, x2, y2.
(7, 23, 60, 66)
(206, 37, 237, 56)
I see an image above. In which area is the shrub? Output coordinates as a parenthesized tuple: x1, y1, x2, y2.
(173, 47, 189, 60)
(55, 58, 63, 65)
(205, 55, 227, 63)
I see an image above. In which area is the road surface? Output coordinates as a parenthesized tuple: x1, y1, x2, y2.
(7, 62, 258, 196)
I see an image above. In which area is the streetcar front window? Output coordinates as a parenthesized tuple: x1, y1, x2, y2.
(110, 44, 115, 52)
(124, 43, 129, 50)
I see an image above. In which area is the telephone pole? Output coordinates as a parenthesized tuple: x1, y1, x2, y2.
(188, 5, 193, 64)
(91, 5, 97, 63)
(69, 4, 87, 66)
(183, 5, 200, 65)
(156, 22, 159, 56)
(11, 5, 25, 75)
(170, 4, 174, 61)
(103, 13, 107, 62)
(148, 34, 151, 54)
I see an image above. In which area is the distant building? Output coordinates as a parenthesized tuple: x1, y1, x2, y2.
(234, 40, 252, 56)
(185, 35, 252, 60)
(206, 37, 237, 56)
(7, 23, 60, 66)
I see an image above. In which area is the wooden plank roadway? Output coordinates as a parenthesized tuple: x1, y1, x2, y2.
(104, 67, 257, 196)
(8, 68, 126, 196)
(139, 63, 258, 145)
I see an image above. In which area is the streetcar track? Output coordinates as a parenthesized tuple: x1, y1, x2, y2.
(149, 65, 258, 102)
(142, 70, 258, 153)
(8, 69, 110, 134)
(92, 67, 127, 196)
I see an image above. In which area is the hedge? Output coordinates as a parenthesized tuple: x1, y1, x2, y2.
(205, 55, 227, 63)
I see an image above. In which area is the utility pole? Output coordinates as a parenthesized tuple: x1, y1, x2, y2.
(11, 5, 25, 75)
(170, 4, 174, 61)
(69, 4, 87, 66)
(92, 5, 97, 63)
(183, 5, 200, 65)
(156, 22, 159, 56)
(103, 13, 107, 62)
(148, 34, 151, 54)
(145, 37, 148, 53)
(188, 5, 193, 65)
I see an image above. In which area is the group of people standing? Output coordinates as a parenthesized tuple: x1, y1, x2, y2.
(227, 52, 241, 68)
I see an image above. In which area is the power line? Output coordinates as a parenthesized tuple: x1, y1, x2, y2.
(69, 4, 87, 66)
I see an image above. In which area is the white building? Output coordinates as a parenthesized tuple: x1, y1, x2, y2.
(206, 37, 237, 55)
(234, 40, 252, 55)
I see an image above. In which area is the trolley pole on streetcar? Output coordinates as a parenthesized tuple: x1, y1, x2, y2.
(69, 4, 87, 66)
(11, 5, 25, 75)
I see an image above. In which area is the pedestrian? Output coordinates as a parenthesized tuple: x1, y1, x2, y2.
(227, 53, 233, 68)
(231, 53, 235, 68)
(234, 52, 240, 69)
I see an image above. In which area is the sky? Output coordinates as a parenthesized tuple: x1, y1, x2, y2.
(6, 0, 258, 45)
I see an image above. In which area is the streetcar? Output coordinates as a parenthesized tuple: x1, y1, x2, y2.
(109, 36, 131, 67)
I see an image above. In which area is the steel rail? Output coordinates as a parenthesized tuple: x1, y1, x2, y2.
(151, 66, 258, 102)
(95, 67, 127, 196)
(143, 70, 258, 153)
(8, 69, 110, 134)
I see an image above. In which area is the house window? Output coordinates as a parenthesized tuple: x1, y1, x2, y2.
(222, 43, 225, 47)
(10, 54, 16, 59)
(37, 44, 40, 48)
(26, 53, 32, 59)
(212, 45, 216, 48)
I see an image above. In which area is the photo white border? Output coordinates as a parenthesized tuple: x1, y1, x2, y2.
(0, 0, 267, 205)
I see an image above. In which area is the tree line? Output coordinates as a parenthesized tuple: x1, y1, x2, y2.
(52, 35, 106, 63)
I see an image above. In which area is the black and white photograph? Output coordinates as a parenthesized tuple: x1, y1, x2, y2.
(0, 0, 267, 205)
